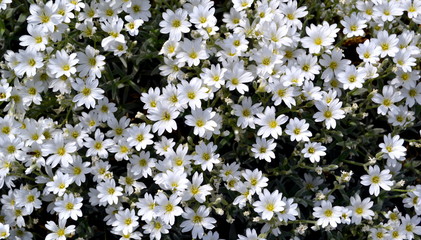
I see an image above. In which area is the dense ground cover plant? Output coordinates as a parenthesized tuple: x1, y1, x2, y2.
(0, 0, 420, 239)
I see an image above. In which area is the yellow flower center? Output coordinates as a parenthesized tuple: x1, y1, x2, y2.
(191, 186, 199, 194)
(371, 175, 380, 184)
(40, 15, 50, 23)
(66, 202, 74, 210)
(56, 147, 66, 156)
(324, 110, 332, 118)
(62, 64, 70, 71)
(266, 203, 275, 211)
(108, 188, 115, 194)
(262, 57, 271, 66)
(314, 37, 322, 45)
(73, 167, 82, 175)
(172, 19, 181, 28)
(202, 153, 210, 161)
(27, 195, 35, 203)
(136, 134, 144, 142)
(165, 204, 174, 212)
(94, 142, 102, 150)
(132, 5, 140, 12)
(192, 215, 202, 223)
(381, 43, 389, 51)
(269, 120, 277, 128)
(196, 120, 205, 127)
(308, 147, 315, 154)
(324, 209, 333, 217)
(1, 126, 10, 134)
(139, 158, 147, 167)
(28, 59, 36, 67)
(125, 218, 132, 225)
(57, 229, 65, 237)
(199, 16, 207, 23)
(82, 87, 91, 96)
(189, 52, 198, 59)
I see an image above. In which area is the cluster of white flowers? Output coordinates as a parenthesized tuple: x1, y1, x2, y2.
(0, 0, 420, 239)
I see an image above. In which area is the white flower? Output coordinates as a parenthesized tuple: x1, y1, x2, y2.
(251, 137, 276, 162)
(142, 217, 170, 240)
(193, 141, 220, 171)
(253, 189, 285, 220)
(337, 65, 366, 90)
(0, 223, 9, 239)
(360, 165, 394, 196)
(124, 15, 144, 36)
(180, 206, 216, 239)
(200, 64, 227, 89)
(280, 0, 308, 29)
(112, 209, 139, 235)
(242, 168, 268, 194)
(155, 192, 184, 225)
(319, 49, 351, 81)
(176, 38, 208, 67)
(48, 50, 79, 78)
(15, 188, 42, 214)
(400, 214, 421, 239)
(179, 78, 208, 110)
(147, 103, 179, 135)
(301, 22, 339, 54)
(54, 193, 83, 221)
(72, 78, 105, 109)
(232, 0, 253, 11)
(159, 8, 191, 41)
(356, 40, 381, 64)
(27, 2, 61, 32)
(185, 108, 218, 137)
(237, 228, 265, 240)
(100, 17, 125, 51)
(285, 117, 312, 142)
(348, 195, 374, 225)
(126, 123, 154, 151)
(341, 13, 367, 37)
(372, 85, 403, 116)
(45, 171, 73, 196)
(84, 129, 114, 159)
(61, 156, 90, 186)
(314, 99, 345, 129)
(14, 49, 44, 77)
(379, 134, 407, 160)
(374, 31, 399, 58)
(97, 179, 123, 205)
(393, 50, 417, 72)
(182, 172, 213, 203)
(269, 83, 298, 109)
(313, 200, 342, 228)
(232, 97, 262, 129)
(189, 5, 217, 29)
(225, 61, 254, 94)
(255, 106, 288, 139)
(45, 220, 75, 240)
(373, 1, 404, 22)
(42, 134, 77, 168)
(301, 142, 327, 163)
(76, 45, 106, 78)
(136, 193, 157, 222)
